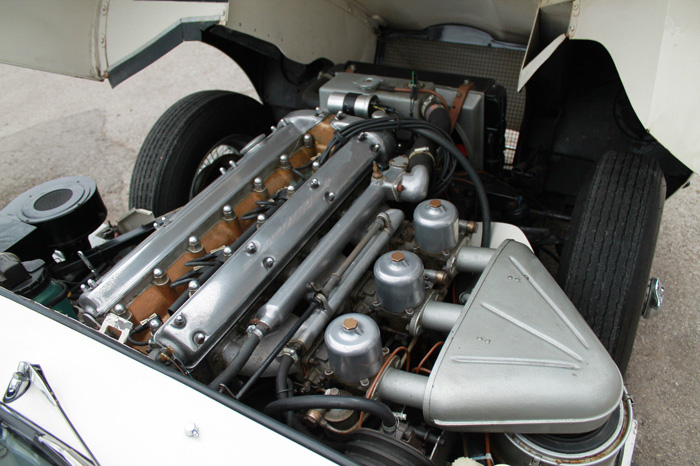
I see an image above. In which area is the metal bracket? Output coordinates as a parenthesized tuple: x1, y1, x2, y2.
(642, 277, 665, 319)
(98, 313, 134, 344)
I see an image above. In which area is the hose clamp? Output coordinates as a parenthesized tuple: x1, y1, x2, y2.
(407, 147, 435, 165)
(246, 324, 264, 340)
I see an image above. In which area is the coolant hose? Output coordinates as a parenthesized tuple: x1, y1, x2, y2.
(264, 395, 398, 431)
(276, 354, 296, 426)
(235, 302, 318, 400)
(209, 328, 263, 390)
(276, 355, 295, 399)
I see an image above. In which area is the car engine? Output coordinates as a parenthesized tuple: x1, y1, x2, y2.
(0, 71, 636, 466)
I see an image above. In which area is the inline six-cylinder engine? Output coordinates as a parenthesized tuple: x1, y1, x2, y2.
(4, 71, 635, 466)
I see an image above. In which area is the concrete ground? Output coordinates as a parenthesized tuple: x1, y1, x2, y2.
(1, 43, 698, 465)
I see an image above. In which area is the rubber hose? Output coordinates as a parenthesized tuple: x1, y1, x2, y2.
(235, 302, 317, 400)
(264, 395, 397, 430)
(276, 360, 295, 426)
(276, 355, 295, 399)
(209, 330, 262, 389)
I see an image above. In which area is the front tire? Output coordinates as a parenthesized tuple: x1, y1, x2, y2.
(558, 150, 666, 374)
(129, 90, 271, 216)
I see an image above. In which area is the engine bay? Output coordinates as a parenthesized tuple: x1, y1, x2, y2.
(0, 70, 636, 466)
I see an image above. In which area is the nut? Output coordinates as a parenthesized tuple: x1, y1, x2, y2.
(391, 251, 405, 262)
(342, 317, 358, 331)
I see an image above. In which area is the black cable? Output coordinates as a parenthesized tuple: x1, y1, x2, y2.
(126, 322, 150, 347)
(182, 260, 218, 268)
(317, 115, 491, 246)
(411, 127, 491, 247)
(126, 336, 150, 346)
(235, 302, 317, 400)
(209, 330, 263, 389)
(170, 269, 203, 288)
(264, 395, 397, 430)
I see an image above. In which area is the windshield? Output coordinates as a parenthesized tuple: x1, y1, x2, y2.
(0, 403, 91, 466)
(0, 421, 60, 466)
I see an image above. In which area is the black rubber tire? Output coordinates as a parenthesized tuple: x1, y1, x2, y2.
(129, 91, 271, 216)
(558, 150, 666, 375)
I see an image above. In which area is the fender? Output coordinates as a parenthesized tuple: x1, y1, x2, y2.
(519, 0, 700, 173)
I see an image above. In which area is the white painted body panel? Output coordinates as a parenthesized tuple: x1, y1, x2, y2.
(469, 222, 533, 251)
(0, 294, 335, 465)
(0, 0, 226, 80)
(572, 0, 700, 174)
(0, 0, 698, 171)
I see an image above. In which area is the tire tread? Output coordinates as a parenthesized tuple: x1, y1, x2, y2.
(558, 150, 665, 373)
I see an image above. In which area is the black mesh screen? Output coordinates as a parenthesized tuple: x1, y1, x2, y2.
(34, 189, 72, 211)
(379, 37, 526, 132)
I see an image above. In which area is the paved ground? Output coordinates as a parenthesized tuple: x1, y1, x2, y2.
(1, 42, 698, 465)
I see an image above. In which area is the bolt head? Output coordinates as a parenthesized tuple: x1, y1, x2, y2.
(335, 111, 345, 120)
(113, 304, 126, 316)
(253, 177, 263, 186)
(391, 251, 405, 262)
(193, 332, 206, 345)
(263, 257, 275, 269)
(148, 318, 162, 332)
(222, 246, 233, 257)
(222, 204, 233, 215)
(152, 268, 165, 279)
(184, 422, 199, 438)
(303, 134, 314, 148)
(371, 144, 380, 153)
(187, 236, 202, 252)
(357, 132, 367, 141)
(257, 214, 267, 223)
(173, 315, 186, 328)
(325, 191, 336, 202)
(188, 280, 200, 292)
(245, 242, 258, 254)
(342, 317, 358, 331)
(310, 178, 320, 189)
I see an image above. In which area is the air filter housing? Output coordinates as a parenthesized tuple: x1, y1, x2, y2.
(2, 176, 107, 257)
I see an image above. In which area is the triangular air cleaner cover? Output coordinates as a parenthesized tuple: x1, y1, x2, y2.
(424, 240, 623, 433)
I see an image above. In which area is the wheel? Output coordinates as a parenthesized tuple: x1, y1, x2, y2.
(129, 90, 272, 216)
(558, 150, 666, 375)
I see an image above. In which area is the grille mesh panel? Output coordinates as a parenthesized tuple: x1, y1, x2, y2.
(379, 37, 526, 132)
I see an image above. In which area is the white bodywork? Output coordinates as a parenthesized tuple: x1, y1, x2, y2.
(0, 293, 333, 465)
(0, 0, 227, 79)
(519, 0, 700, 175)
(0, 0, 697, 170)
